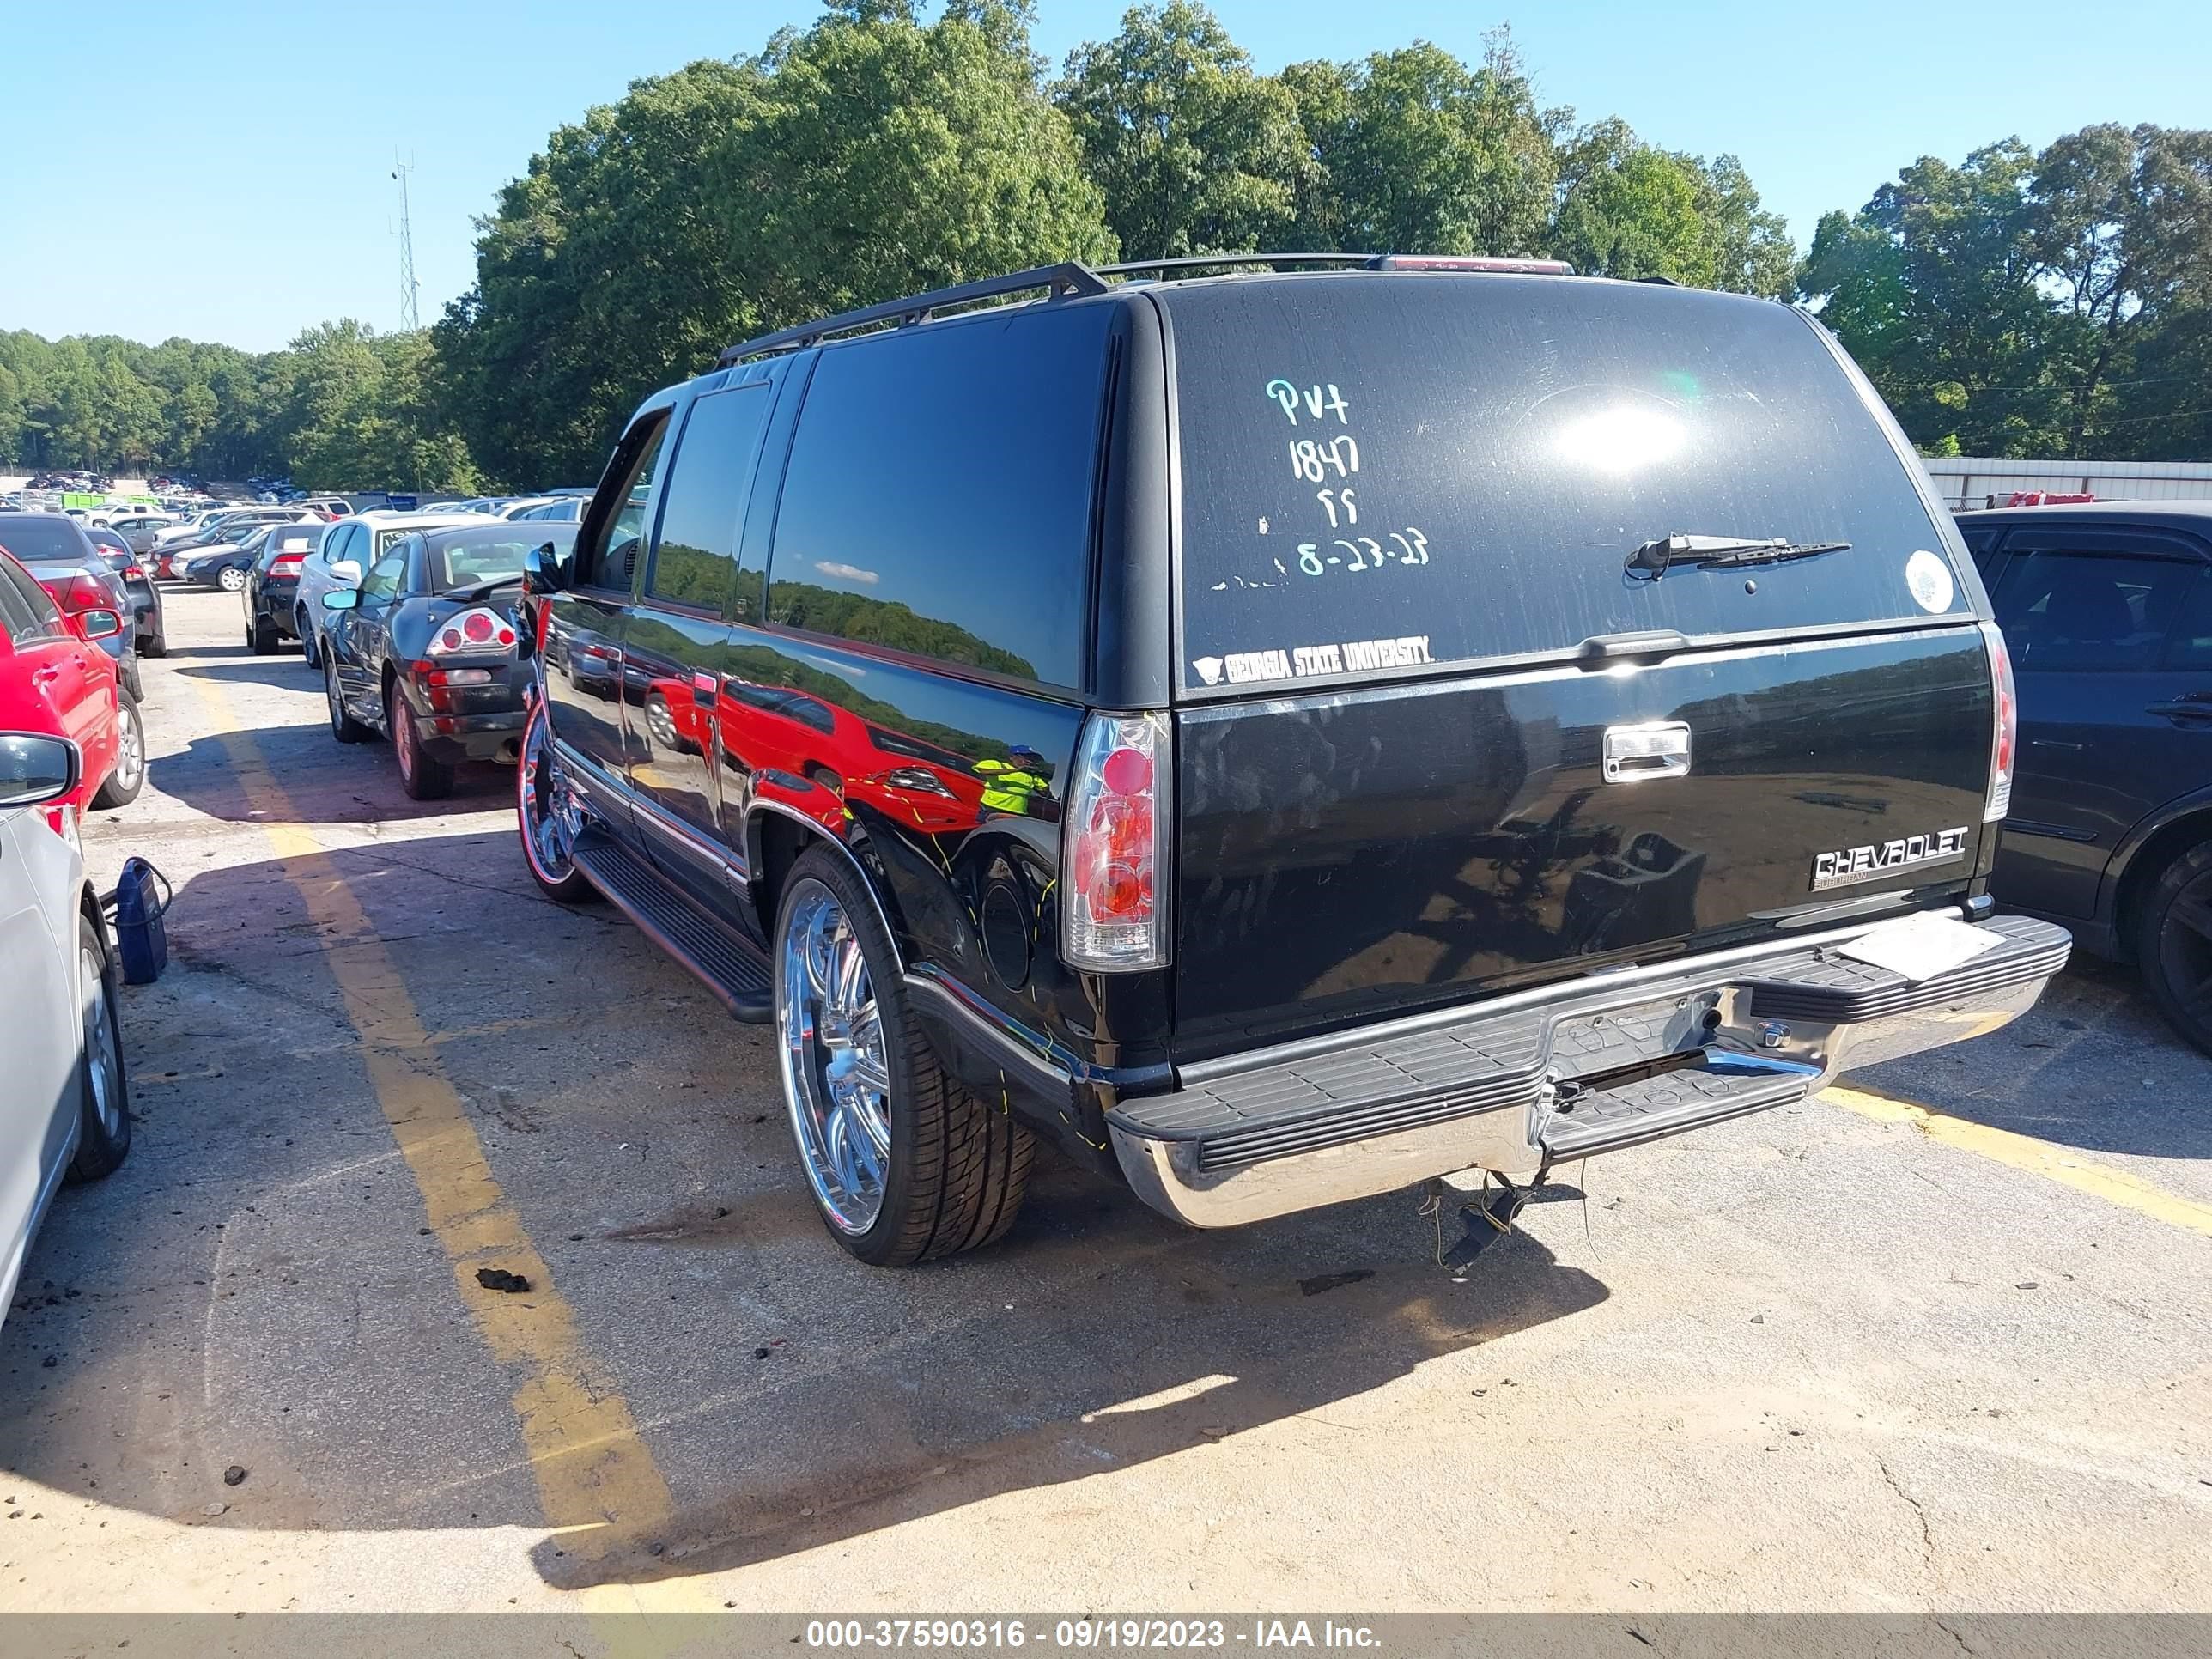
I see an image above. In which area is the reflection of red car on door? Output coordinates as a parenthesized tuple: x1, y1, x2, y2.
(715, 678, 985, 832)
(0, 549, 145, 833)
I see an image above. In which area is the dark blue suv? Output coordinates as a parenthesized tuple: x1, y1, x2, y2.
(1959, 501, 2212, 1054)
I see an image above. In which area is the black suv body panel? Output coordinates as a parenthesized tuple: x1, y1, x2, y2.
(1172, 625, 1998, 1059)
(529, 262, 2065, 1221)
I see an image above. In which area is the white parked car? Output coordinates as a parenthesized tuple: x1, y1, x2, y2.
(0, 735, 131, 1326)
(292, 512, 480, 669)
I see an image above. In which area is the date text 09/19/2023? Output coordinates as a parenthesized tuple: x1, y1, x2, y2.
(803, 1617, 1383, 1650)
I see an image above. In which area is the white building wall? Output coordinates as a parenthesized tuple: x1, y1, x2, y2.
(1919, 455, 2212, 510)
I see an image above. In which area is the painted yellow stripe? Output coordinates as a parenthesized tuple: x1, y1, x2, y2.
(1823, 1083, 2212, 1240)
(180, 673, 677, 1574)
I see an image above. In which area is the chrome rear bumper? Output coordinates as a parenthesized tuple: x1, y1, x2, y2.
(1109, 911, 2068, 1229)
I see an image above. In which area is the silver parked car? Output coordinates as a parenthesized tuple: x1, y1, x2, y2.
(0, 735, 131, 1326)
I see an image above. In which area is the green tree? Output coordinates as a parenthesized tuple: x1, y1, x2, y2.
(1303, 32, 1560, 258)
(1054, 2, 1306, 260)
(721, 0, 1115, 325)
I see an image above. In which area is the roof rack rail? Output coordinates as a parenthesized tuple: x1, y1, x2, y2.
(1095, 252, 1577, 279)
(718, 261, 1109, 366)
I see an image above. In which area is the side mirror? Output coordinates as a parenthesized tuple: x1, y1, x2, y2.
(523, 541, 566, 597)
(76, 609, 125, 641)
(322, 589, 361, 611)
(329, 559, 362, 584)
(0, 733, 82, 808)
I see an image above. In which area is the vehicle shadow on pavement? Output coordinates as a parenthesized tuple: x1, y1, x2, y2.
(535, 1209, 1607, 1591)
(148, 722, 514, 823)
(171, 655, 323, 694)
(2, 823, 1610, 1587)
(1852, 957, 2212, 1161)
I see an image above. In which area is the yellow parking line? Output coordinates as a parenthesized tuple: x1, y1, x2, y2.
(179, 674, 678, 1572)
(1822, 1083, 2212, 1239)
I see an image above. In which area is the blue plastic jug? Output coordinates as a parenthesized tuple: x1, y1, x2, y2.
(111, 857, 170, 985)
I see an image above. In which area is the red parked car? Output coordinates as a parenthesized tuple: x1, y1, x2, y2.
(0, 550, 144, 835)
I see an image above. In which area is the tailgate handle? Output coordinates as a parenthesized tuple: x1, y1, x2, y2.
(1603, 721, 1692, 782)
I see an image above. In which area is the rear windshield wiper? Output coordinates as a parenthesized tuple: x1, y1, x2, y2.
(440, 574, 523, 602)
(1627, 534, 1851, 580)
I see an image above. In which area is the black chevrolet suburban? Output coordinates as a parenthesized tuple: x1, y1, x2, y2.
(512, 254, 2070, 1267)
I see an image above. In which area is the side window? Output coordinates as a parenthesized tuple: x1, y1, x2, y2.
(575, 418, 669, 594)
(1956, 525, 2003, 581)
(0, 561, 61, 641)
(645, 384, 773, 616)
(1992, 550, 2198, 673)
(766, 304, 1112, 689)
(362, 550, 408, 602)
(2162, 569, 2212, 672)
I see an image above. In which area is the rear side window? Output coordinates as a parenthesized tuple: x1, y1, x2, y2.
(1164, 277, 1963, 690)
(647, 382, 774, 616)
(766, 303, 1113, 690)
(1992, 550, 2199, 673)
(0, 560, 56, 640)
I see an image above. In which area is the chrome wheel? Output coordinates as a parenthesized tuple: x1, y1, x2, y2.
(80, 944, 123, 1140)
(777, 881, 892, 1235)
(112, 702, 144, 794)
(519, 707, 582, 881)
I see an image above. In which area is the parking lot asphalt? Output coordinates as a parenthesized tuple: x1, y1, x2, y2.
(2, 587, 2209, 1615)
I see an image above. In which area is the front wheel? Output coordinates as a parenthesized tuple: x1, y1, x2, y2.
(325, 657, 371, 744)
(217, 566, 246, 592)
(775, 847, 1031, 1267)
(516, 699, 599, 902)
(68, 914, 131, 1182)
(2138, 841, 2212, 1057)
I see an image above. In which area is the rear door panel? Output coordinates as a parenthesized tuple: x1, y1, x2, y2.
(1174, 626, 1995, 1057)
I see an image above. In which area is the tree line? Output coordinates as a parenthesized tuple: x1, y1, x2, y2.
(5, 1, 2209, 489)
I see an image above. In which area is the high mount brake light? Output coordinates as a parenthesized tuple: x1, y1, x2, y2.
(1062, 711, 1171, 972)
(428, 605, 517, 657)
(1979, 621, 2015, 823)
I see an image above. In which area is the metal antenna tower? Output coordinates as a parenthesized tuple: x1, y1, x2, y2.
(392, 156, 421, 331)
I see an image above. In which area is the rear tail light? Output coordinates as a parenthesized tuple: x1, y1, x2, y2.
(38, 573, 111, 613)
(1980, 620, 2016, 823)
(1062, 711, 1171, 972)
(428, 605, 517, 656)
(270, 553, 305, 576)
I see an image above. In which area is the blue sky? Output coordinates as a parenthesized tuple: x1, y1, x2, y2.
(4, 0, 2207, 351)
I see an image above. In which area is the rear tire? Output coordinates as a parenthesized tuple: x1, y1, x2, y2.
(250, 613, 279, 654)
(774, 846, 1031, 1267)
(2137, 840, 2212, 1057)
(390, 682, 453, 800)
(90, 695, 145, 809)
(296, 609, 318, 668)
(68, 914, 131, 1182)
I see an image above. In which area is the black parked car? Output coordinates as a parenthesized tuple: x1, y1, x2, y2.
(323, 521, 577, 799)
(1958, 501, 2212, 1053)
(241, 520, 326, 653)
(84, 526, 167, 658)
(182, 526, 275, 592)
(513, 253, 2069, 1269)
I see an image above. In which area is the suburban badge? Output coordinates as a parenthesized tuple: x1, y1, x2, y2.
(1812, 826, 1971, 890)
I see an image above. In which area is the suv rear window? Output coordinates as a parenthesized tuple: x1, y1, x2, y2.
(1164, 276, 1961, 690)
(0, 518, 87, 563)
